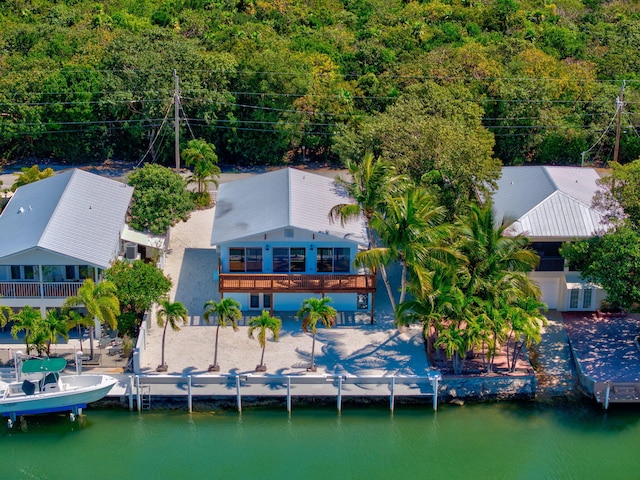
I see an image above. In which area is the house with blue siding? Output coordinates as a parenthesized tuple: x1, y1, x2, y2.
(0, 169, 134, 315)
(492, 166, 608, 311)
(210, 168, 376, 316)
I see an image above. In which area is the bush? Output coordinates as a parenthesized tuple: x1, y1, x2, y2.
(192, 191, 211, 208)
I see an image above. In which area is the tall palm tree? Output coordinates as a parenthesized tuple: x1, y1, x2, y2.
(181, 139, 221, 194)
(329, 153, 405, 316)
(297, 297, 337, 372)
(357, 185, 456, 310)
(156, 299, 188, 372)
(203, 298, 242, 372)
(64, 279, 120, 360)
(456, 202, 543, 371)
(10, 306, 42, 355)
(248, 310, 281, 372)
(42, 310, 71, 356)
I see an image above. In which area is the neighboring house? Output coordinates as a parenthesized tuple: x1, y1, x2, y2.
(210, 168, 376, 316)
(0, 169, 134, 315)
(492, 166, 608, 311)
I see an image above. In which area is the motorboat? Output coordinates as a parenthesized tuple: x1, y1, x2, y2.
(0, 357, 117, 427)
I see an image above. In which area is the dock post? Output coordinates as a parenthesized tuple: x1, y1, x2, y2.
(390, 376, 395, 413)
(337, 376, 343, 414)
(604, 383, 611, 410)
(287, 376, 291, 414)
(187, 375, 192, 413)
(136, 375, 141, 412)
(128, 375, 134, 411)
(75, 351, 83, 375)
(236, 375, 242, 413)
(431, 373, 441, 412)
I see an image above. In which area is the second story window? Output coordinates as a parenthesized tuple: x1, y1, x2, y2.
(230, 247, 263, 272)
(316, 247, 350, 273)
(273, 247, 306, 273)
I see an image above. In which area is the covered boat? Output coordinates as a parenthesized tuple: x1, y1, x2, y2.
(0, 357, 117, 427)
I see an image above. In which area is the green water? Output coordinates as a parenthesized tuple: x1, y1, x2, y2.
(2, 401, 639, 479)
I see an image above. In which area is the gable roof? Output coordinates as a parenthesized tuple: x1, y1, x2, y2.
(492, 166, 606, 238)
(0, 169, 133, 267)
(211, 168, 367, 246)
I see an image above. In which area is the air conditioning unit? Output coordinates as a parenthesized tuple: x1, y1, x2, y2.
(125, 242, 138, 260)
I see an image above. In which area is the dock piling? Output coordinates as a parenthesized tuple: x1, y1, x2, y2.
(187, 375, 192, 413)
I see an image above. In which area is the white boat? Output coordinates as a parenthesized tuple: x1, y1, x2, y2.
(0, 357, 117, 427)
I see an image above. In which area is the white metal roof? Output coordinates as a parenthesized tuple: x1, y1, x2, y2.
(210, 168, 368, 246)
(0, 169, 133, 268)
(493, 166, 605, 239)
(122, 224, 166, 250)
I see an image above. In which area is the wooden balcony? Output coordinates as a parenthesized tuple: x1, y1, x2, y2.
(219, 273, 376, 294)
(0, 282, 81, 298)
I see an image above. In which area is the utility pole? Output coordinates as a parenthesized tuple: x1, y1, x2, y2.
(174, 69, 180, 173)
(613, 80, 625, 164)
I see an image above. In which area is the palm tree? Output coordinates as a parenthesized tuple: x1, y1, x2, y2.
(10, 306, 42, 355)
(156, 299, 188, 372)
(329, 153, 404, 317)
(357, 185, 456, 309)
(297, 297, 337, 372)
(11, 164, 54, 191)
(248, 310, 281, 372)
(42, 310, 71, 356)
(181, 139, 221, 194)
(64, 279, 120, 360)
(456, 203, 543, 371)
(203, 298, 242, 372)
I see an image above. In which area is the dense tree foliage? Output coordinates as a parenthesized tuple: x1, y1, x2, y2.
(1, 0, 640, 167)
(127, 163, 194, 234)
(104, 259, 172, 318)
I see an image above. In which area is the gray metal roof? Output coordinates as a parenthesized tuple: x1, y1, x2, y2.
(0, 169, 133, 268)
(211, 168, 367, 246)
(493, 166, 605, 239)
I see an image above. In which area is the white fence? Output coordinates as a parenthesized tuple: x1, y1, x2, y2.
(119, 372, 442, 413)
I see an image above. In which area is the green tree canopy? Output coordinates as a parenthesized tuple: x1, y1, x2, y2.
(338, 82, 501, 218)
(181, 138, 221, 195)
(104, 259, 172, 318)
(127, 164, 194, 235)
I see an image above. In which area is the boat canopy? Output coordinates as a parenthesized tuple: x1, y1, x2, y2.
(21, 358, 67, 374)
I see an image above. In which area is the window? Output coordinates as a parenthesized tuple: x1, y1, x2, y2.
(532, 242, 564, 272)
(316, 248, 350, 273)
(79, 265, 95, 280)
(569, 289, 579, 309)
(273, 247, 306, 273)
(230, 248, 263, 272)
(583, 288, 593, 309)
(66, 265, 76, 280)
(11, 265, 39, 281)
(250, 294, 260, 309)
(316, 248, 333, 272)
(230, 248, 245, 272)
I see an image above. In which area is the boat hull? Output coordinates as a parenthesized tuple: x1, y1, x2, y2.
(0, 375, 117, 417)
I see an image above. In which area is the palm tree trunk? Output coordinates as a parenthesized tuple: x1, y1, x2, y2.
(161, 321, 169, 367)
(310, 333, 316, 369)
(399, 261, 408, 305)
(213, 324, 220, 367)
(259, 344, 266, 368)
(379, 264, 396, 312)
(89, 326, 95, 360)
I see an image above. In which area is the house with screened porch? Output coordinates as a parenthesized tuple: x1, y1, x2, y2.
(210, 168, 376, 318)
(492, 166, 608, 312)
(0, 169, 133, 316)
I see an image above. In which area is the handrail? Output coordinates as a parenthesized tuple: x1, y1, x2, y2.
(219, 273, 377, 293)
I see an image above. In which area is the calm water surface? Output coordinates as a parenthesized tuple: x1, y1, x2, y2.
(2, 401, 639, 479)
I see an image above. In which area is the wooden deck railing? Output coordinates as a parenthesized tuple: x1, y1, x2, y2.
(0, 282, 81, 298)
(219, 273, 376, 293)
